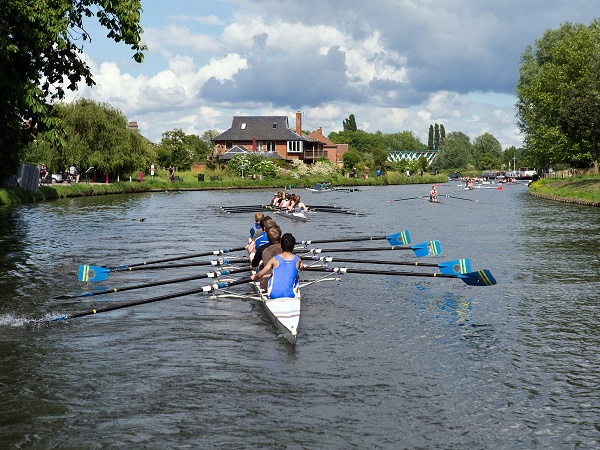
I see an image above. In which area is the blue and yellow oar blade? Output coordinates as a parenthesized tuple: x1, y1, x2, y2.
(458, 269, 496, 286)
(438, 258, 471, 275)
(411, 240, 442, 257)
(78, 265, 110, 283)
(386, 230, 411, 246)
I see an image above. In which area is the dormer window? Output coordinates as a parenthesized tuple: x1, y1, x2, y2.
(272, 123, 277, 129)
(240, 122, 247, 130)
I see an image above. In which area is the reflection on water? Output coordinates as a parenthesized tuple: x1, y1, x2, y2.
(0, 184, 599, 448)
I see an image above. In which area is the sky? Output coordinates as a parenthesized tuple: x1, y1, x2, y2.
(65, 0, 600, 149)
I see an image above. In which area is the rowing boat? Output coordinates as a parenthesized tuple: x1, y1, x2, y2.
(274, 209, 308, 222)
(252, 281, 300, 345)
(305, 187, 334, 193)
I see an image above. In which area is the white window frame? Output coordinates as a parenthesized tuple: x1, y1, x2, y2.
(287, 141, 303, 153)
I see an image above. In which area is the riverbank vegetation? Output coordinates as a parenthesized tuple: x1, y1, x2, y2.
(1, 167, 448, 206)
(528, 176, 600, 205)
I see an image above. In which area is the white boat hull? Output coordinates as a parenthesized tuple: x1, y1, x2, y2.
(253, 282, 300, 345)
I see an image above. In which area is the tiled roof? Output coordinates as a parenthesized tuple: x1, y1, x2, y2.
(214, 116, 309, 141)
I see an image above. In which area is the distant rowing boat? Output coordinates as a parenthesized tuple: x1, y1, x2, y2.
(274, 209, 309, 222)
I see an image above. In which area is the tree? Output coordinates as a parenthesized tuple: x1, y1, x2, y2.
(343, 114, 358, 132)
(428, 125, 434, 150)
(157, 129, 205, 171)
(516, 20, 600, 174)
(0, 0, 146, 180)
(50, 98, 154, 176)
(342, 149, 362, 171)
(436, 132, 472, 169)
(472, 133, 503, 169)
(434, 124, 440, 150)
(386, 131, 427, 150)
(440, 124, 446, 147)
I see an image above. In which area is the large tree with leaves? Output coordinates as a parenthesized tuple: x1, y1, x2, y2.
(516, 20, 600, 174)
(472, 133, 503, 169)
(434, 132, 472, 169)
(0, 0, 146, 180)
(25, 98, 156, 177)
(342, 114, 358, 132)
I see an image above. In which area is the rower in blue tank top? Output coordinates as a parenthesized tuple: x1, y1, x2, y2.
(251, 233, 303, 299)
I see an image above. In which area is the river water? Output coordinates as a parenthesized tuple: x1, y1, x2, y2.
(0, 182, 598, 449)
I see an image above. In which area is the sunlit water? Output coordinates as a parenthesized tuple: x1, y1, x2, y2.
(1, 183, 599, 448)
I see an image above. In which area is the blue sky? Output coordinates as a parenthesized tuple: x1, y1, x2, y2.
(67, 0, 600, 149)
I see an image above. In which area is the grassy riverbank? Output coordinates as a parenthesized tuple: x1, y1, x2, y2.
(0, 170, 448, 206)
(528, 175, 600, 206)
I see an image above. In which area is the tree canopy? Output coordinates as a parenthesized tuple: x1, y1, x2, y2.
(24, 98, 155, 177)
(435, 132, 472, 169)
(516, 19, 600, 174)
(0, 0, 146, 179)
(156, 129, 210, 170)
(343, 114, 358, 132)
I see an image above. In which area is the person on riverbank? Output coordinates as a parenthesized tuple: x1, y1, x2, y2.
(251, 233, 303, 298)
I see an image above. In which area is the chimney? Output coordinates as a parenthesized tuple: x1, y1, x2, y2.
(296, 110, 302, 135)
(317, 127, 323, 136)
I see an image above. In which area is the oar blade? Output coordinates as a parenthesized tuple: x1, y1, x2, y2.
(386, 230, 410, 246)
(411, 240, 442, 257)
(438, 258, 471, 275)
(78, 265, 110, 282)
(459, 269, 496, 286)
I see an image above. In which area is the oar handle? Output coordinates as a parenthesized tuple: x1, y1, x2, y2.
(300, 255, 439, 268)
(51, 277, 253, 321)
(60, 267, 251, 299)
(303, 266, 457, 278)
(299, 236, 385, 245)
(108, 246, 247, 269)
(111, 258, 242, 272)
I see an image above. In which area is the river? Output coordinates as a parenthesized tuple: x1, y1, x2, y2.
(0, 182, 598, 449)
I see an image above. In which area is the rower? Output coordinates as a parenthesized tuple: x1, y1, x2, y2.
(429, 185, 438, 202)
(246, 216, 276, 261)
(251, 233, 304, 299)
(249, 211, 264, 243)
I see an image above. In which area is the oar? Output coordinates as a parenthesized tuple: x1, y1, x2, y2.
(440, 195, 478, 202)
(301, 240, 441, 258)
(79, 257, 246, 282)
(298, 230, 411, 246)
(387, 196, 425, 202)
(56, 267, 250, 300)
(301, 256, 470, 275)
(78, 246, 247, 281)
(303, 267, 496, 286)
(45, 277, 253, 322)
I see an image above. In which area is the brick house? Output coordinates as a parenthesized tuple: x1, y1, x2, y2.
(309, 127, 348, 167)
(212, 111, 327, 163)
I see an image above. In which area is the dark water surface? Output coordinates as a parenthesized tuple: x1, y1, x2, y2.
(1, 183, 599, 448)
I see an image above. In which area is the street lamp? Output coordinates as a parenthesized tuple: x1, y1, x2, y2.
(241, 164, 246, 179)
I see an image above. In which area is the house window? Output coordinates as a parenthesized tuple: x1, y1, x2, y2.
(257, 141, 263, 152)
(240, 123, 246, 130)
(272, 123, 277, 129)
(226, 141, 233, 150)
(287, 141, 303, 153)
(267, 141, 276, 152)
